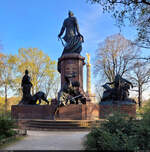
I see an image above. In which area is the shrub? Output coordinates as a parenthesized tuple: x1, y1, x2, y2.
(135, 110, 150, 149)
(84, 112, 150, 150)
(0, 114, 17, 141)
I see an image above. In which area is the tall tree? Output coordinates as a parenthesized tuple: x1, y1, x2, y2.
(0, 53, 4, 85)
(94, 83, 102, 102)
(87, 0, 150, 49)
(0, 41, 4, 85)
(40, 70, 60, 98)
(16, 48, 57, 97)
(94, 34, 138, 84)
(0, 55, 16, 113)
(130, 61, 150, 109)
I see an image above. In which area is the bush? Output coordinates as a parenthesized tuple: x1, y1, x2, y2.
(0, 114, 17, 141)
(136, 110, 150, 149)
(84, 112, 150, 150)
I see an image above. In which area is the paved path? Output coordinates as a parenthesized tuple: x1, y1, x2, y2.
(2, 130, 89, 150)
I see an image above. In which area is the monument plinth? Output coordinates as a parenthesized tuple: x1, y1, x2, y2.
(11, 105, 57, 120)
(58, 53, 85, 91)
(99, 101, 136, 118)
(56, 103, 99, 120)
(100, 74, 136, 118)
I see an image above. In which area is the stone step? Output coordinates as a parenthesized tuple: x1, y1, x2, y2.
(27, 122, 87, 126)
(27, 121, 94, 126)
(27, 125, 89, 129)
(27, 119, 95, 123)
(19, 119, 102, 131)
(26, 127, 91, 131)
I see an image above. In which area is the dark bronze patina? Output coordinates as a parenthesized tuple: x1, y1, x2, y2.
(58, 11, 84, 55)
(19, 70, 49, 105)
(57, 73, 86, 106)
(101, 74, 135, 103)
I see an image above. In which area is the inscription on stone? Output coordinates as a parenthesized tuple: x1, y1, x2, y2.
(65, 64, 78, 75)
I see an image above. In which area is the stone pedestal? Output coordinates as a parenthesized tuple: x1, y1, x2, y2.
(56, 103, 99, 120)
(99, 101, 136, 118)
(86, 93, 97, 103)
(58, 53, 85, 90)
(11, 105, 57, 120)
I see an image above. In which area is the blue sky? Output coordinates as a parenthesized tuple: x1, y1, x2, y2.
(0, 0, 141, 59)
(0, 0, 149, 97)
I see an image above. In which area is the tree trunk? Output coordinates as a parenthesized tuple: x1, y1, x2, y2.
(138, 85, 142, 109)
(4, 84, 7, 114)
(32, 86, 34, 96)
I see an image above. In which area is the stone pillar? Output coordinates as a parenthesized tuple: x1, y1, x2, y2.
(86, 53, 91, 96)
(58, 53, 85, 91)
(86, 53, 97, 103)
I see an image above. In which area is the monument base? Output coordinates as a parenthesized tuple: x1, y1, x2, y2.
(11, 105, 57, 120)
(99, 101, 136, 118)
(56, 103, 99, 120)
(58, 53, 85, 91)
(86, 93, 97, 103)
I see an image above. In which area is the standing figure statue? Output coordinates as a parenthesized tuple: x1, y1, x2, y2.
(58, 11, 84, 55)
(18, 69, 50, 105)
(19, 69, 33, 104)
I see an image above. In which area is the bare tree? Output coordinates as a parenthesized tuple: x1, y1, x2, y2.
(41, 72, 60, 98)
(130, 61, 150, 109)
(94, 82, 102, 102)
(49, 75, 61, 99)
(94, 34, 139, 84)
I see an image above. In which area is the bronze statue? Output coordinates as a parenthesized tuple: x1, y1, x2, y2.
(21, 69, 32, 97)
(57, 73, 86, 106)
(101, 74, 134, 102)
(19, 70, 49, 105)
(19, 69, 33, 104)
(58, 11, 84, 55)
(57, 73, 75, 106)
(28, 91, 49, 105)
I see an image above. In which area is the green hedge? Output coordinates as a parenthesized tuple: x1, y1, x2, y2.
(84, 112, 150, 150)
(0, 114, 17, 141)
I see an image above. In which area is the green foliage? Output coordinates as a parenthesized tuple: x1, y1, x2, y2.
(87, 0, 150, 49)
(0, 114, 17, 141)
(15, 48, 59, 97)
(84, 112, 150, 150)
(0, 97, 20, 112)
(0, 48, 60, 108)
(139, 100, 150, 115)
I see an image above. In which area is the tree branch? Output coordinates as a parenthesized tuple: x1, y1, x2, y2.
(142, 0, 150, 5)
